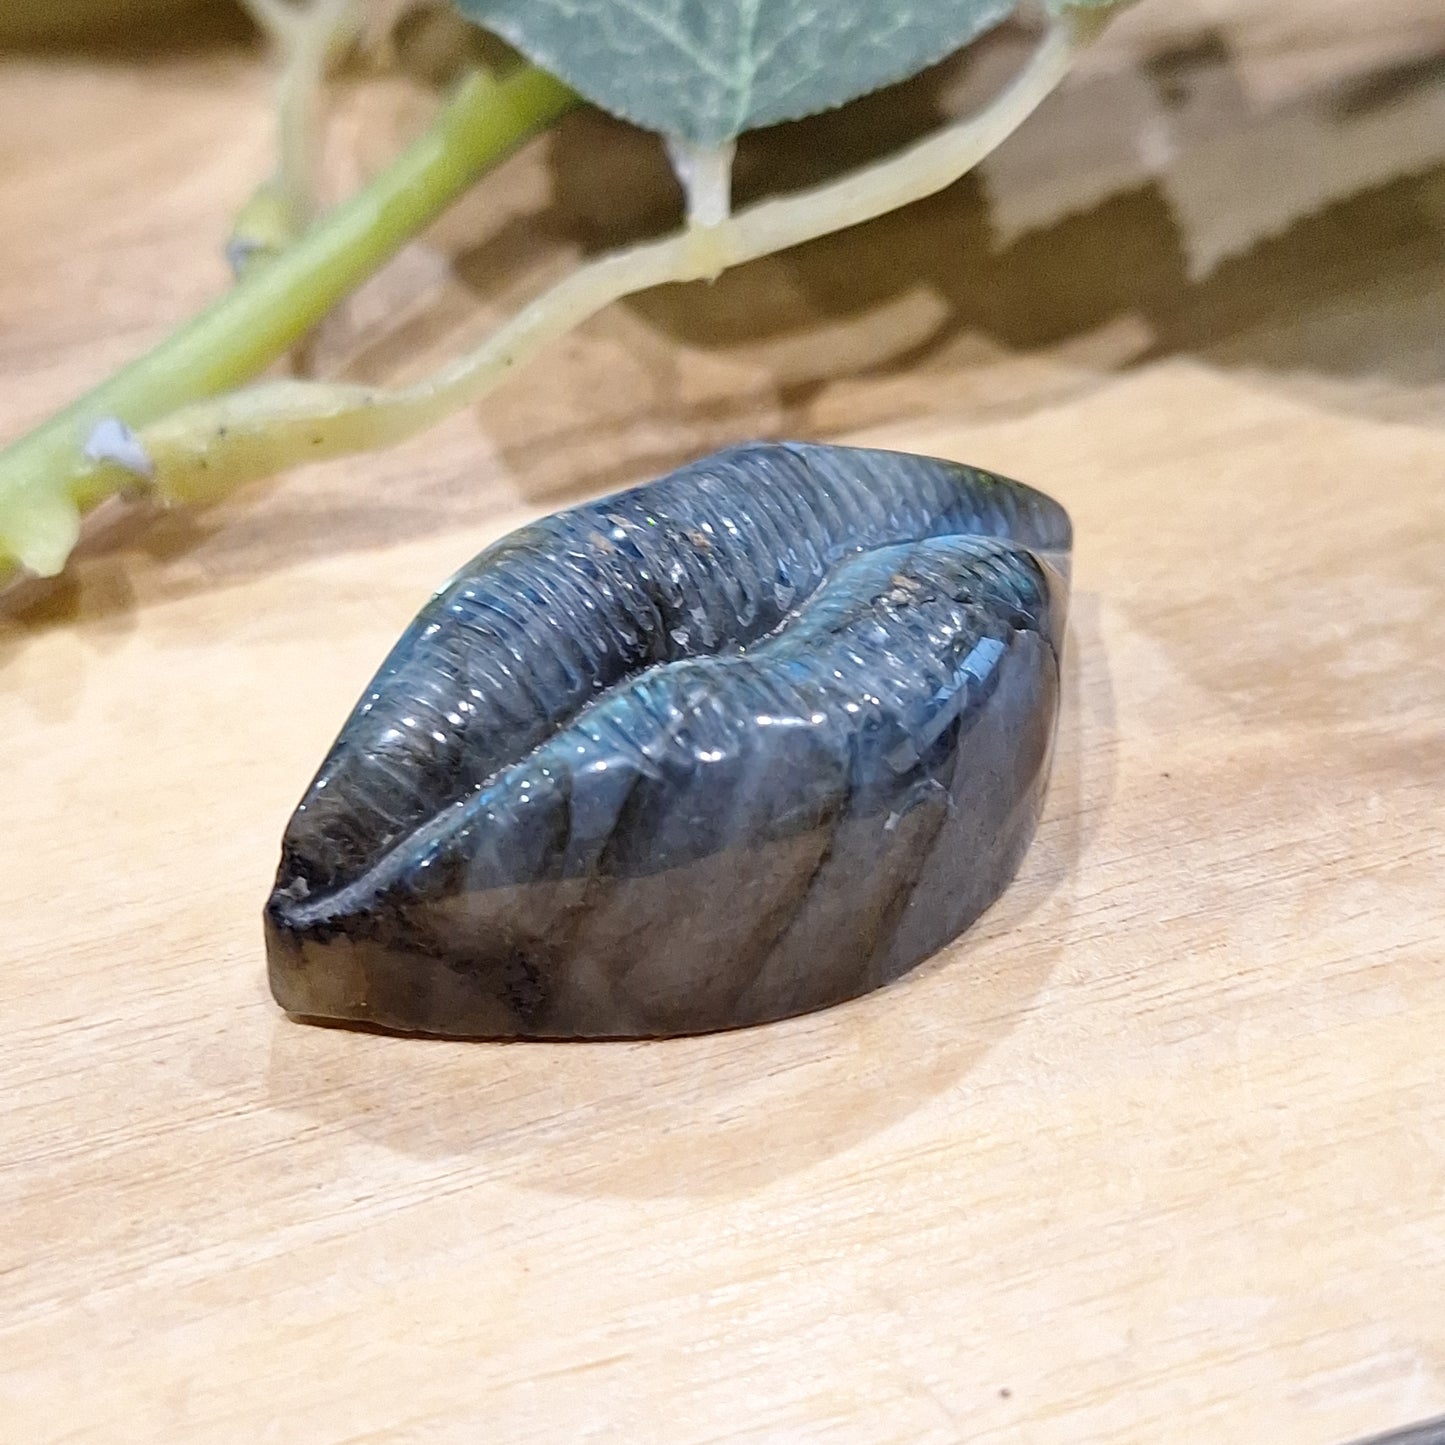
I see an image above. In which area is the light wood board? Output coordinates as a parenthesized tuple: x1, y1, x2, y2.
(2, 7, 1443, 1442)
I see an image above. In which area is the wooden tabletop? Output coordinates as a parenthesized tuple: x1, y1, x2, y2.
(3, 6, 1443, 1442)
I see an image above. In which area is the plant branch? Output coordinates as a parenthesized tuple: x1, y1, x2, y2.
(0, 64, 577, 578)
(238, 0, 301, 44)
(122, 16, 1086, 511)
(229, 0, 365, 276)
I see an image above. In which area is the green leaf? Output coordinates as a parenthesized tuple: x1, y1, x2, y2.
(453, 0, 1021, 145)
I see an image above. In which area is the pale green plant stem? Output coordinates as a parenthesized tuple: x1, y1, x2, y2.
(0, 64, 575, 577)
(232, 0, 365, 259)
(0, 11, 1093, 583)
(241, 0, 302, 41)
(125, 16, 1085, 511)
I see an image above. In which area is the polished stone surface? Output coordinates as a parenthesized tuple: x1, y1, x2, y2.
(266, 442, 1072, 1037)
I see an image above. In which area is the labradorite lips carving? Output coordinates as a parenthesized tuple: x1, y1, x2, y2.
(265, 442, 1071, 1038)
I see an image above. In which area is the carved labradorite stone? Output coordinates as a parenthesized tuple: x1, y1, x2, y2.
(266, 442, 1071, 1037)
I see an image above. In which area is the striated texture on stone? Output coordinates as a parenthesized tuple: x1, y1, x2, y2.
(266, 442, 1072, 1038)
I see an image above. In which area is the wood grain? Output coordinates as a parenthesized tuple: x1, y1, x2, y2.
(2, 8, 1442, 1442)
